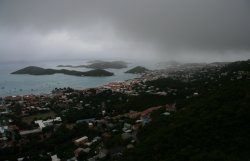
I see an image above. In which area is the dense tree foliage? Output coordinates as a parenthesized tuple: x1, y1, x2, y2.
(121, 65, 250, 161)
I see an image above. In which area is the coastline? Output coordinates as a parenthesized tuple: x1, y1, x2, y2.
(0, 59, 162, 98)
(0, 63, 140, 98)
(1, 68, 166, 99)
(0, 74, 141, 98)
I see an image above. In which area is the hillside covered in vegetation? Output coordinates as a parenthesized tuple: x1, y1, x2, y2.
(121, 60, 250, 161)
(57, 61, 128, 69)
(125, 66, 149, 74)
(11, 66, 114, 76)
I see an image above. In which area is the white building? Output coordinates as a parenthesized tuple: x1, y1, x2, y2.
(35, 117, 62, 129)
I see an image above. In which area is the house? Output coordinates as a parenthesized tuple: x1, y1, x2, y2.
(193, 92, 199, 96)
(141, 115, 150, 125)
(162, 112, 171, 116)
(76, 118, 95, 124)
(127, 144, 134, 149)
(97, 149, 108, 159)
(74, 136, 88, 146)
(34, 120, 46, 129)
(35, 117, 62, 129)
(88, 158, 95, 161)
(165, 103, 176, 112)
(0, 126, 8, 134)
(85, 142, 92, 146)
(74, 147, 91, 157)
(88, 122, 94, 128)
(51, 155, 61, 161)
(92, 136, 101, 143)
(5, 96, 22, 102)
(123, 123, 132, 132)
(121, 133, 132, 140)
(66, 157, 77, 161)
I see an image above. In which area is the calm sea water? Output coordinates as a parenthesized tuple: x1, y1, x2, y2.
(0, 60, 141, 97)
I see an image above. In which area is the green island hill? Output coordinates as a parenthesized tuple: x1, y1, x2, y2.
(11, 66, 114, 77)
(125, 66, 149, 74)
(57, 60, 128, 69)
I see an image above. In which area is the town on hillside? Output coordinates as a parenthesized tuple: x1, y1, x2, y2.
(0, 60, 250, 161)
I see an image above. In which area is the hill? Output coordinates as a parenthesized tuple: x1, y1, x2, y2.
(125, 66, 149, 74)
(56, 65, 73, 67)
(83, 69, 114, 76)
(57, 61, 128, 69)
(121, 60, 250, 161)
(11, 66, 114, 77)
(221, 59, 250, 72)
(85, 61, 127, 69)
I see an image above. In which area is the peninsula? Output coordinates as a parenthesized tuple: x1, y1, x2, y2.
(11, 66, 114, 77)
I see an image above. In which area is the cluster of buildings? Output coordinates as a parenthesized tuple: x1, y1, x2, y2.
(0, 83, 176, 161)
(2, 94, 51, 116)
(66, 103, 175, 161)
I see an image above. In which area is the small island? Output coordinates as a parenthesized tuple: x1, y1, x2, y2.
(56, 65, 73, 67)
(11, 66, 114, 77)
(125, 66, 149, 74)
(85, 60, 128, 69)
(57, 60, 128, 69)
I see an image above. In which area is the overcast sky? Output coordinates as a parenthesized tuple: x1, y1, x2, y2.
(0, 0, 250, 63)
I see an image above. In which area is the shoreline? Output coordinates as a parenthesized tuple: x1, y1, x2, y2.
(0, 69, 163, 99)
(0, 72, 138, 98)
(0, 74, 143, 99)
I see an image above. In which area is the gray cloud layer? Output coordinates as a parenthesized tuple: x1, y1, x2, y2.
(0, 0, 250, 62)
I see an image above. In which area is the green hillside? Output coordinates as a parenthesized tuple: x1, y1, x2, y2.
(11, 66, 114, 76)
(125, 66, 149, 74)
(122, 60, 250, 161)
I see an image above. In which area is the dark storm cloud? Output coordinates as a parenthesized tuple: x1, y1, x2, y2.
(0, 0, 250, 62)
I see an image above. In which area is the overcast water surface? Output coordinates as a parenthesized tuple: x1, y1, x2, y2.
(0, 60, 141, 97)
